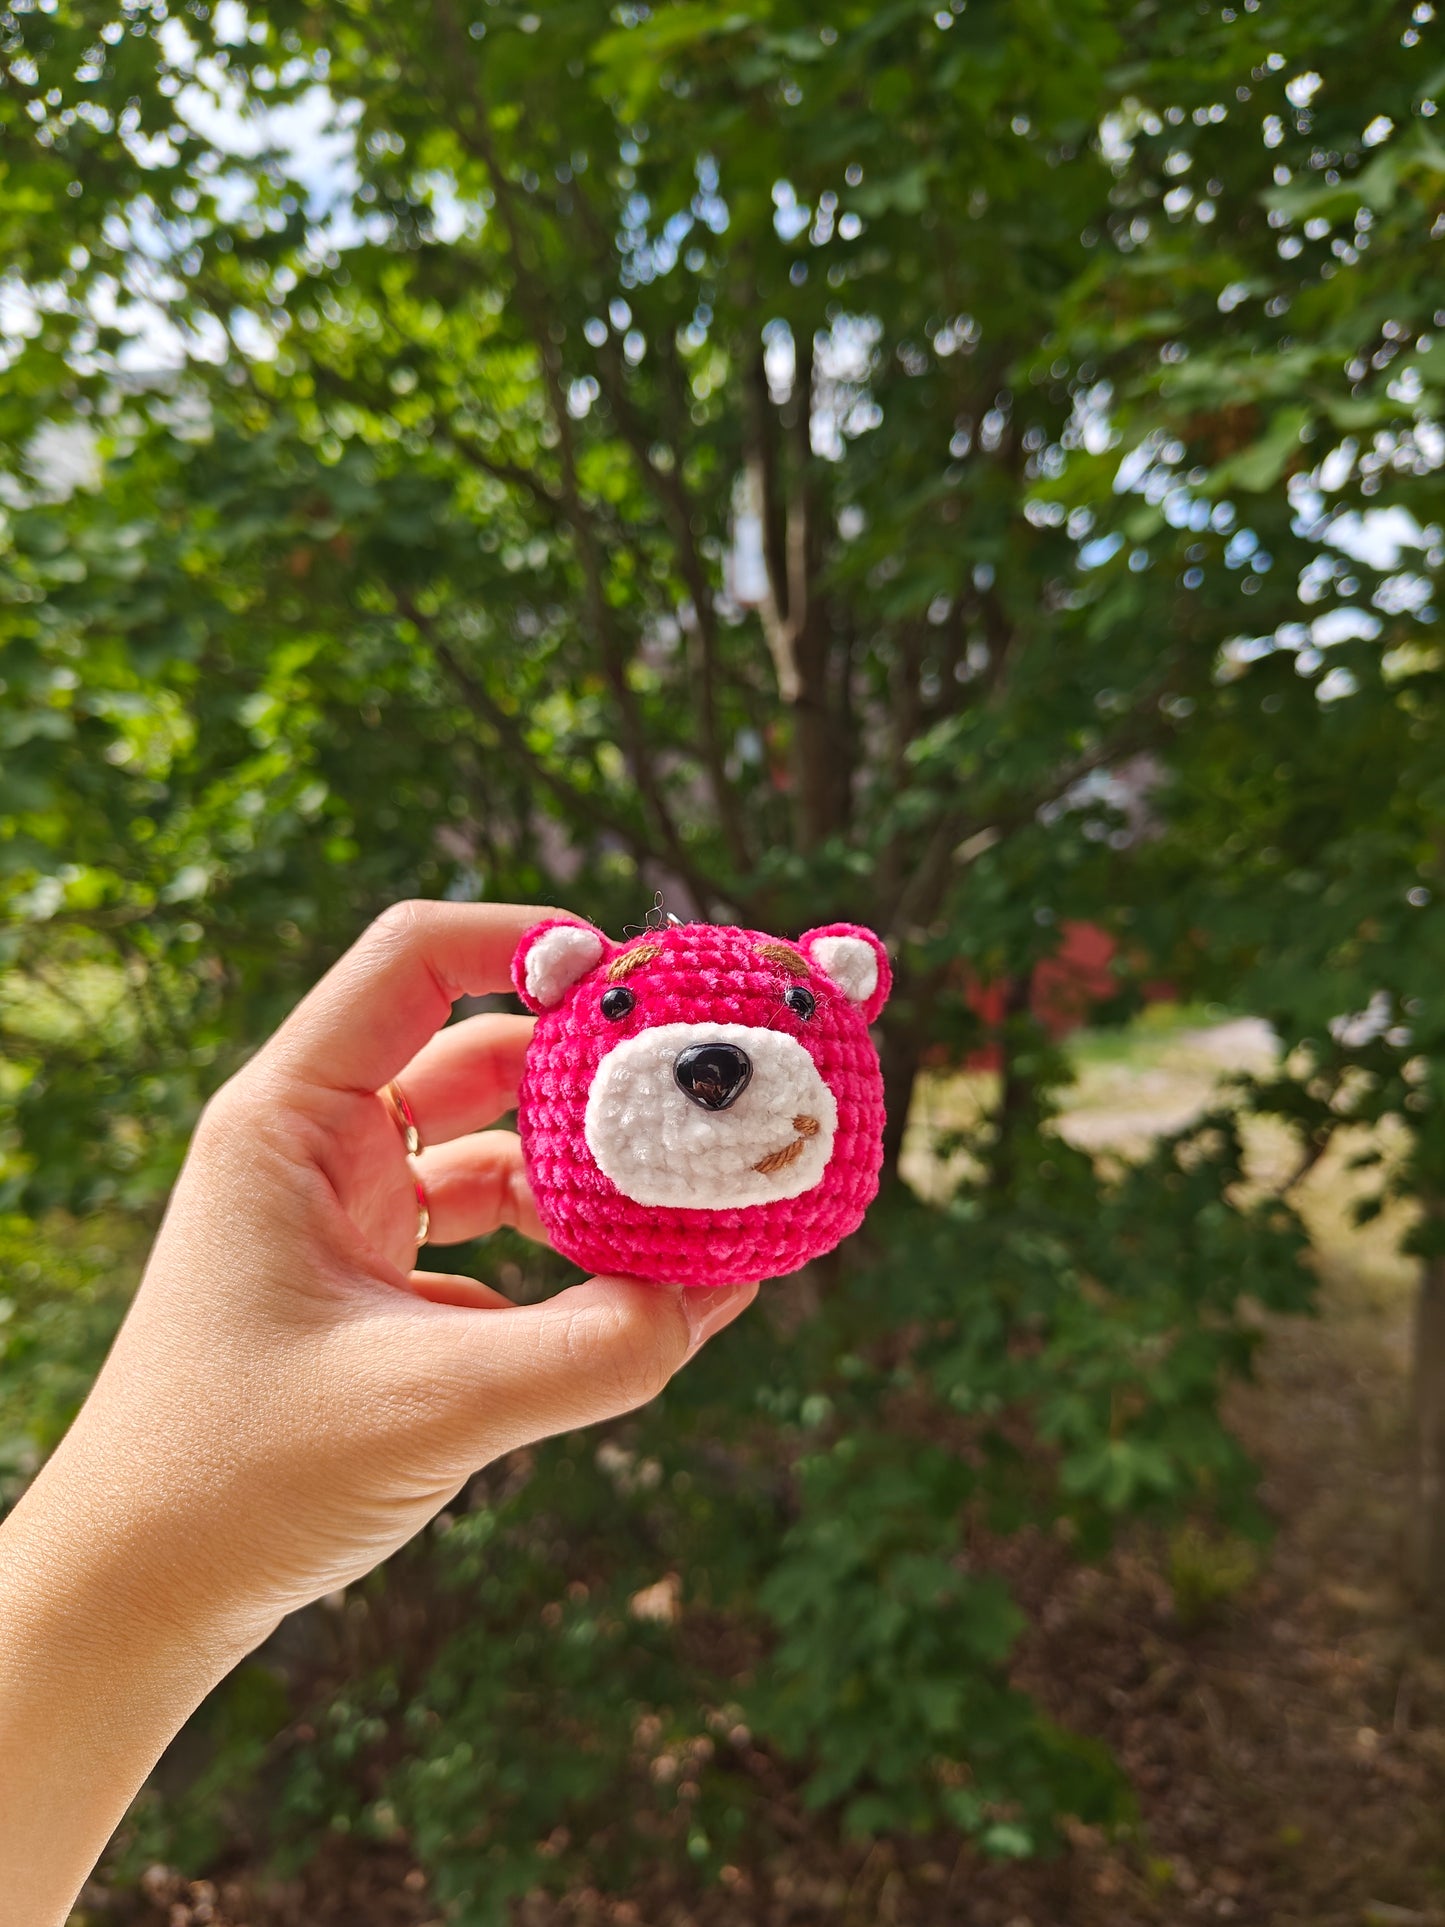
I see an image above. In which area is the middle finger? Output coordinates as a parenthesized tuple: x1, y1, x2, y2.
(413, 1130, 546, 1246)
(384, 1012, 534, 1149)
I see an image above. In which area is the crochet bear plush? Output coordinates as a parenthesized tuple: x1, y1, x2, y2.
(512, 917, 892, 1287)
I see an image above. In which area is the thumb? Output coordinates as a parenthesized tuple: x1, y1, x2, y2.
(463, 1275, 759, 1451)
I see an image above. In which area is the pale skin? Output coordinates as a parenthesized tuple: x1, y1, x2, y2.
(0, 901, 757, 1926)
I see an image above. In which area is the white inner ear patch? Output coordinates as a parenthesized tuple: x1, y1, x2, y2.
(583, 1022, 838, 1210)
(807, 935, 878, 1005)
(525, 924, 605, 1008)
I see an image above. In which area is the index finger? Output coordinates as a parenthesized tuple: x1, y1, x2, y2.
(264, 899, 566, 1093)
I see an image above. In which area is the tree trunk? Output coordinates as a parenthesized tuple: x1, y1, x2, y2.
(878, 1014, 923, 1185)
(792, 691, 841, 853)
(1411, 1251, 1445, 1618)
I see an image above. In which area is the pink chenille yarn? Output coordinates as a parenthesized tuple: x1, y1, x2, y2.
(512, 917, 892, 1288)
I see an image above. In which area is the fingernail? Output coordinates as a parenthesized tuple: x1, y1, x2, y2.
(681, 1280, 757, 1359)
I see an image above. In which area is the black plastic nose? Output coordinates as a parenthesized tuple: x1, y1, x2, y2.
(674, 1042, 753, 1111)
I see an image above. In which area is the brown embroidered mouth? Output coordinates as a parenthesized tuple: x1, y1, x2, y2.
(753, 1113, 821, 1175)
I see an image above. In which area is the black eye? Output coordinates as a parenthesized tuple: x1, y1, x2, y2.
(784, 985, 816, 1020)
(601, 985, 636, 1020)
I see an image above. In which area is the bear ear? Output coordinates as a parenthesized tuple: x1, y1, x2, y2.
(799, 923, 892, 1024)
(512, 917, 609, 1014)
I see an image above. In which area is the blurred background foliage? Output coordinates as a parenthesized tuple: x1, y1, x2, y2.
(3, 0, 1445, 1918)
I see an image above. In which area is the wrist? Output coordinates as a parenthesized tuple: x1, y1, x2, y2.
(0, 1431, 271, 1926)
(2, 1433, 267, 1685)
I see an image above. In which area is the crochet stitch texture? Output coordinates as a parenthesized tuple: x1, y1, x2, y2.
(512, 918, 891, 1287)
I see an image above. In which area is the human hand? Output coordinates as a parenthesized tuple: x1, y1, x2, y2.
(86, 896, 755, 1627)
(0, 900, 756, 1925)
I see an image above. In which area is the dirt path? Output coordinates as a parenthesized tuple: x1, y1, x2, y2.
(967, 1218, 1445, 1927)
(971, 1022, 1445, 1925)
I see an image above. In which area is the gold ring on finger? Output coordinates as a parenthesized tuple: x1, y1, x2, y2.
(411, 1162, 430, 1248)
(382, 1079, 423, 1157)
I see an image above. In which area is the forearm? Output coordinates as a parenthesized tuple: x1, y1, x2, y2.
(0, 1426, 259, 1927)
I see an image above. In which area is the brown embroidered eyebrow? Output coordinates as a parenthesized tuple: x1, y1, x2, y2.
(606, 941, 663, 982)
(757, 941, 810, 977)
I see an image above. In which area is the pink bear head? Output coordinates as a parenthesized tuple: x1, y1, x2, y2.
(512, 917, 892, 1288)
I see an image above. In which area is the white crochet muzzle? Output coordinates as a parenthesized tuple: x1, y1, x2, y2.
(583, 1021, 838, 1210)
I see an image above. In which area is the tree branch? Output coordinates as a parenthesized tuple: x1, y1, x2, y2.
(396, 592, 727, 916)
(743, 330, 845, 849)
(445, 432, 569, 523)
(465, 152, 709, 900)
(590, 337, 753, 871)
(884, 708, 1169, 942)
(745, 343, 796, 696)
(1280, 1125, 1336, 1196)
(786, 328, 817, 648)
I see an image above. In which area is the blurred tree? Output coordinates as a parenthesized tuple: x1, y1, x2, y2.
(1, 0, 1441, 1904)
(3, 0, 1199, 1198)
(1052, 0, 1445, 1604)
